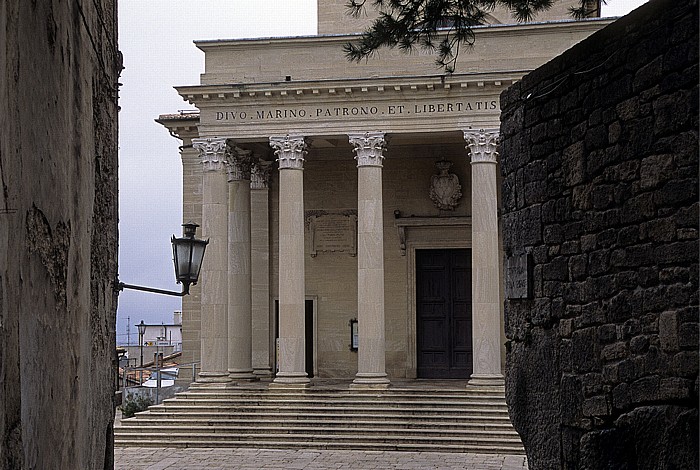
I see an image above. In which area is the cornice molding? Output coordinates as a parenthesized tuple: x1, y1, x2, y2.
(194, 18, 614, 50)
(177, 74, 520, 106)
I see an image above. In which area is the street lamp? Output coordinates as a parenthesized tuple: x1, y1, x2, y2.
(116, 222, 208, 297)
(171, 222, 208, 295)
(137, 320, 146, 368)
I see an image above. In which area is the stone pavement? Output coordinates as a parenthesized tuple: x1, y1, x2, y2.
(114, 447, 528, 470)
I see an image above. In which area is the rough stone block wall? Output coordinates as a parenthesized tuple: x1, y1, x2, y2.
(0, 0, 120, 468)
(499, 0, 698, 468)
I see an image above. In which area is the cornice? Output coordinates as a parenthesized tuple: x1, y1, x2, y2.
(177, 73, 520, 106)
(194, 18, 614, 51)
(156, 112, 200, 137)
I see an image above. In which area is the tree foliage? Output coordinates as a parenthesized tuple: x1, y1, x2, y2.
(344, 0, 605, 72)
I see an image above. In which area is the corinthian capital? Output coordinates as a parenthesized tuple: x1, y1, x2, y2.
(226, 144, 255, 182)
(270, 134, 307, 170)
(348, 132, 386, 168)
(251, 160, 273, 190)
(463, 129, 500, 164)
(193, 137, 228, 172)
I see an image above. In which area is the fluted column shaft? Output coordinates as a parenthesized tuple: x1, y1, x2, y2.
(349, 132, 390, 389)
(227, 147, 257, 380)
(464, 129, 504, 386)
(251, 161, 273, 377)
(270, 135, 310, 388)
(192, 137, 231, 384)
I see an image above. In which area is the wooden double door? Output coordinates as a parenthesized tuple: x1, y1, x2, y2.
(416, 249, 473, 379)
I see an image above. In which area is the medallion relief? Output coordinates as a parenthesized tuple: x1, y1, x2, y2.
(429, 160, 462, 211)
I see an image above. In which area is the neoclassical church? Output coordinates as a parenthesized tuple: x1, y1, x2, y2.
(158, 0, 611, 389)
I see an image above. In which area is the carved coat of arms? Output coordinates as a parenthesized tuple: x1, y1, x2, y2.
(429, 160, 462, 211)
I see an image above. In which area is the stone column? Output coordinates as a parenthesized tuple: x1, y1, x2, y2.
(251, 160, 273, 377)
(192, 137, 231, 385)
(269, 135, 310, 388)
(179, 141, 203, 379)
(464, 129, 504, 387)
(226, 145, 257, 381)
(349, 132, 390, 389)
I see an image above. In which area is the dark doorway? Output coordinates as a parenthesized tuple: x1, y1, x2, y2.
(274, 299, 314, 378)
(416, 249, 472, 379)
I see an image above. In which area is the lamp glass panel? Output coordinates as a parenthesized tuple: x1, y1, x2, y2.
(188, 241, 207, 283)
(173, 239, 193, 283)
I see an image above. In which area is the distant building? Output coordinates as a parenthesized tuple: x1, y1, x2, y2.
(121, 312, 183, 365)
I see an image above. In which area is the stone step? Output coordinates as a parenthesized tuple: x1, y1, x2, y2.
(175, 390, 505, 401)
(140, 409, 509, 421)
(151, 399, 508, 413)
(114, 431, 523, 447)
(163, 396, 510, 409)
(117, 414, 513, 430)
(139, 408, 510, 419)
(113, 438, 525, 454)
(115, 385, 523, 454)
(114, 429, 520, 443)
(125, 412, 512, 427)
(159, 398, 508, 408)
(115, 422, 519, 435)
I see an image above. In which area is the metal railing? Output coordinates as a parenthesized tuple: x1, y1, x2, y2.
(119, 361, 200, 405)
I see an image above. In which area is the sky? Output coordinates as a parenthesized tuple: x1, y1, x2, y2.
(116, 0, 648, 346)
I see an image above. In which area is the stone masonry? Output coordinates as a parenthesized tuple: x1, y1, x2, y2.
(0, 1, 120, 468)
(500, 0, 698, 468)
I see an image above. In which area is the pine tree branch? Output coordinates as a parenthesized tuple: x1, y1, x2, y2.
(344, 0, 602, 72)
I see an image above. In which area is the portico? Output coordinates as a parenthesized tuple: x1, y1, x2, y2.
(186, 126, 504, 390)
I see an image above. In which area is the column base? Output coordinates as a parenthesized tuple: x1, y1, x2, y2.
(350, 373, 391, 389)
(196, 371, 233, 383)
(270, 372, 311, 389)
(228, 369, 259, 381)
(253, 368, 274, 379)
(467, 374, 505, 389)
(189, 374, 236, 390)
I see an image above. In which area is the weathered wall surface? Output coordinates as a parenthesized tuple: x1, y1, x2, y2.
(0, 0, 120, 468)
(500, 0, 698, 468)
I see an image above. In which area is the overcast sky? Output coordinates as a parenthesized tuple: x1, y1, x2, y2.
(116, 0, 648, 345)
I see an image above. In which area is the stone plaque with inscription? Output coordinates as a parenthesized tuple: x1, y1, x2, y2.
(305, 210, 358, 257)
(505, 253, 532, 299)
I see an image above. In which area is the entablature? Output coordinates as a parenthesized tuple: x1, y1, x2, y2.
(177, 72, 522, 105)
(178, 72, 513, 138)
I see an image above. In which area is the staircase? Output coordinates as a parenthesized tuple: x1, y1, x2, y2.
(114, 381, 524, 454)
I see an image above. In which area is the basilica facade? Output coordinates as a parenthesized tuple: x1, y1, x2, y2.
(158, 0, 612, 388)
